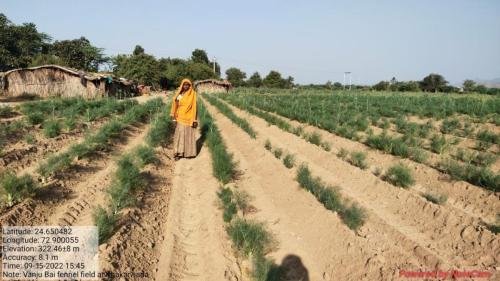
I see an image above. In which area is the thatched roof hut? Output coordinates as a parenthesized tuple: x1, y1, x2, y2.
(0, 65, 137, 99)
(194, 79, 232, 94)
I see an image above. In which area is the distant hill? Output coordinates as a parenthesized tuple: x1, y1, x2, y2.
(476, 78, 500, 88)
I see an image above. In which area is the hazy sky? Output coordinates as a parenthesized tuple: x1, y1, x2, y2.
(2, 0, 500, 85)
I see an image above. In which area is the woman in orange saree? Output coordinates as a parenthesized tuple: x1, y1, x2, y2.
(170, 78, 198, 159)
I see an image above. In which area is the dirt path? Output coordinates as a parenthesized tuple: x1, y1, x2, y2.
(155, 134, 241, 281)
(203, 98, 499, 279)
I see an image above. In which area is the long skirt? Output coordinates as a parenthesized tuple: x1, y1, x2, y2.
(173, 123, 197, 157)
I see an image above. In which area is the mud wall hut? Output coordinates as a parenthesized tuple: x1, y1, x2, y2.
(194, 79, 232, 94)
(0, 65, 137, 99)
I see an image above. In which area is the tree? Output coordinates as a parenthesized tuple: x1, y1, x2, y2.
(159, 57, 218, 87)
(133, 45, 145, 56)
(475, 84, 487, 94)
(420, 73, 448, 93)
(284, 76, 294, 88)
(225, 67, 246, 87)
(263, 70, 285, 88)
(191, 49, 210, 65)
(247, 72, 263, 88)
(333, 82, 343, 90)
(463, 79, 476, 92)
(0, 13, 50, 71)
(397, 81, 420, 92)
(186, 62, 217, 81)
(30, 53, 64, 67)
(112, 49, 160, 86)
(51, 37, 108, 71)
(373, 81, 390, 91)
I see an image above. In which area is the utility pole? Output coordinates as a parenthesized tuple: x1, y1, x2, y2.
(344, 72, 351, 91)
(213, 56, 216, 74)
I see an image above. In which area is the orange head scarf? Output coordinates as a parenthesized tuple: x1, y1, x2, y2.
(170, 78, 197, 126)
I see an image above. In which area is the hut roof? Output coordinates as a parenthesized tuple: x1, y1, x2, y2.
(2, 65, 135, 86)
(194, 79, 232, 88)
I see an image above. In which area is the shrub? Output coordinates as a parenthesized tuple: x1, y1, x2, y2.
(37, 153, 72, 177)
(422, 192, 447, 205)
(409, 148, 428, 164)
(380, 118, 390, 129)
(339, 204, 366, 231)
(384, 164, 415, 188)
(296, 165, 323, 197)
(93, 206, 117, 244)
(455, 148, 497, 167)
(24, 134, 36, 145)
(317, 187, 342, 213)
(306, 132, 322, 146)
(296, 165, 365, 230)
(486, 214, 500, 234)
(108, 155, 144, 212)
(430, 134, 448, 154)
(476, 130, 499, 144)
(475, 140, 492, 151)
(349, 151, 368, 170)
(69, 142, 93, 159)
(264, 139, 272, 151)
(441, 118, 461, 134)
(0, 106, 14, 118)
(273, 148, 283, 159)
(146, 110, 174, 147)
(321, 142, 331, 151)
(226, 218, 273, 256)
(0, 172, 38, 207)
(282, 153, 295, 168)
(392, 138, 410, 158)
(292, 126, 304, 136)
(217, 187, 237, 222)
(337, 148, 348, 159)
(234, 189, 253, 215)
(63, 117, 77, 131)
(200, 102, 237, 184)
(251, 254, 281, 281)
(204, 94, 257, 138)
(43, 119, 61, 138)
(135, 145, 157, 166)
(365, 132, 393, 153)
(439, 159, 499, 192)
(26, 112, 44, 125)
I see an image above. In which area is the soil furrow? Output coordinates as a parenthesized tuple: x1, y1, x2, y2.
(47, 123, 151, 227)
(155, 134, 241, 281)
(99, 146, 173, 280)
(246, 103, 500, 222)
(206, 98, 499, 277)
(202, 98, 445, 280)
(0, 124, 148, 227)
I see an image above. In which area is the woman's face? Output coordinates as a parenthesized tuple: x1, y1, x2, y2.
(182, 83, 191, 91)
